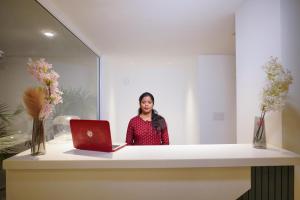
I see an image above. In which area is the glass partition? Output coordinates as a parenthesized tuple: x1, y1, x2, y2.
(0, 0, 99, 153)
(0, 1, 99, 196)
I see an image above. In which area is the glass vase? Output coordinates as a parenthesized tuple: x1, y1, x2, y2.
(31, 118, 46, 155)
(253, 116, 266, 149)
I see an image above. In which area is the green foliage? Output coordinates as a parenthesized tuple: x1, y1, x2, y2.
(0, 102, 24, 155)
(0, 103, 23, 138)
(53, 88, 96, 119)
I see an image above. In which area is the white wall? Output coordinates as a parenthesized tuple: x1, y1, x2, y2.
(100, 54, 236, 144)
(100, 55, 199, 144)
(198, 55, 236, 144)
(281, 0, 300, 199)
(235, 0, 282, 146)
(281, 0, 300, 151)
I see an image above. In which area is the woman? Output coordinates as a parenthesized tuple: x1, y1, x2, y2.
(125, 92, 169, 145)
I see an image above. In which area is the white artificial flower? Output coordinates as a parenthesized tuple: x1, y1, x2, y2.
(260, 57, 293, 112)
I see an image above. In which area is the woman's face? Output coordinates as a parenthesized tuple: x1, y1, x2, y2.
(140, 96, 154, 114)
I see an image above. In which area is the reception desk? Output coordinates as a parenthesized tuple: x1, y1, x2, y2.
(3, 140, 300, 200)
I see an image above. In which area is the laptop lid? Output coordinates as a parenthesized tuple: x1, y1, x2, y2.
(70, 119, 125, 152)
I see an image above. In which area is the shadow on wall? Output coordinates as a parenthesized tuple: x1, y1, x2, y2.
(282, 103, 300, 154)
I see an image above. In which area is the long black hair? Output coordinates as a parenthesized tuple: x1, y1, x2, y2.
(138, 92, 166, 132)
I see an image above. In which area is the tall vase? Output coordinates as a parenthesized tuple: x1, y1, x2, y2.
(253, 116, 266, 149)
(31, 118, 46, 155)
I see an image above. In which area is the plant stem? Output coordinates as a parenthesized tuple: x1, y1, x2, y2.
(47, 85, 52, 103)
(258, 111, 266, 140)
(255, 108, 266, 140)
(31, 118, 45, 155)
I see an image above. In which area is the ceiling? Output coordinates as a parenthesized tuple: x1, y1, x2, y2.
(0, 0, 96, 58)
(38, 0, 245, 56)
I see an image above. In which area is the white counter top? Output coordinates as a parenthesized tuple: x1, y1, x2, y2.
(3, 140, 300, 169)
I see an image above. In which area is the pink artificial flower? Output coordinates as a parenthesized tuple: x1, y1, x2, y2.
(50, 82, 58, 93)
(49, 70, 60, 80)
(42, 74, 52, 86)
(39, 103, 53, 120)
(51, 93, 63, 105)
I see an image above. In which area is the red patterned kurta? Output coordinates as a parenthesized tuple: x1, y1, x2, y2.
(125, 116, 169, 145)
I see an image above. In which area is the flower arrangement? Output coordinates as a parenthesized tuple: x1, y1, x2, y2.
(254, 57, 293, 142)
(23, 58, 63, 155)
(24, 58, 63, 119)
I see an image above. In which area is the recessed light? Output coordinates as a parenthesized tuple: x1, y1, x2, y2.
(43, 32, 55, 37)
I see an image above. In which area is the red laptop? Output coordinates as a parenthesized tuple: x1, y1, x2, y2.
(70, 119, 126, 152)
